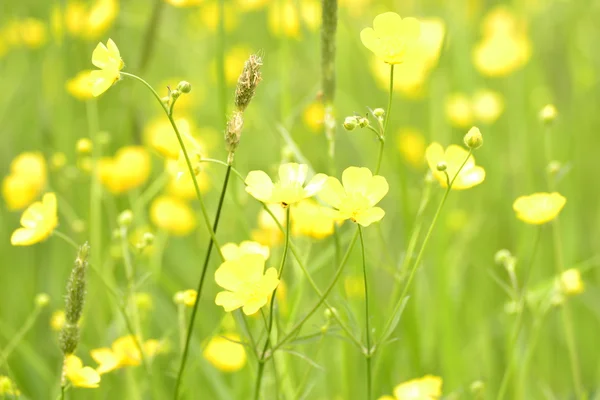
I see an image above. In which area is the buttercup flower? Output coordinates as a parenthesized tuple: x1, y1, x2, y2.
(65, 354, 101, 388)
(251, 206, 285, 246)
(394, 375, 442, 399)
(513, 192, 566, 225)
(2, 152, 47, 210)
(174, 289, 198, 307)
(64, 0, 118, 39)
(245, 163, 327, 207)
(150, 196, 196, 236)
(319, 166, 389, 227)
(557, 269, 584, 296)
(268, 0, 301, 38)
(11, 193, 58, 246)
(90, 38, 124, 97)
(98, 146, 151, 194)
(203, 334, 247, 372)
(396, 128, 426, 168)
(425, 143, 485, 190)
(91, 335, 161, 374)
(214, 254, 280, 315)
(144, 116, 197, 159)
(361, 12, 421, 64)
(221, 241, 270, 261)
(164, 0, 204, 6)
(66, 70, 94, 100)
(291, 199, 336, 238)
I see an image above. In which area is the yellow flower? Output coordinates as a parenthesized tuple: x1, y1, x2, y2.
(557, 269, 584, 296)
(413, 19, 446, 70)
(472, 90, 504, 123)
(164, 0, 204, 6)
(222, 46, 252, 86)
(174, 289, 198, 306)
(303, 102, 325, 133)
(236, 0, 270, 11)
(319, 166, 388, 227)
(65, 355, 101, 388)
(291, 199, 336, 238)
(396, 128, 426, 168)
(268, 1, 301, 38)
(360, 12, 421, 64)
(245, 163, 327, 207)
(2, 152, 47, 210)
(18, 18, 47, 49)
(98, 146, 151, 194)
(344, 275, 365, 299)
(66, 70, 94, 100)
(512, 192, 566, 225)
(91, 336, 161, 374)
(300, 0, 321, 31)
(0, 375, 20, 396)
(90, 38, 124, 97)
(203, 334, 247, 372)
(166, 162, 211, 200)
(192, 2, 238, 33)
(86, 0, 119, 39)
(393, 375, 442, 399)
(338, 0, 371, 16)
(144, 116, 197, 159)
(221, 241, 270, 261)
(214, 254, 280, 315)
(51, 310, 66, 331)
(445, 93, 473, 128)
(11, 193, 58, 246)
(150, 196, 196, 236)
(425, 143, 485, 190)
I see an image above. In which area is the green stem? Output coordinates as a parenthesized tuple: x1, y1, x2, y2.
(375, 64, 394, 175)
(174, 164, 232, 399)
(358, 226, 372, 399)
(254, 362, 266, 400)
(53, 230, 80, 250)
(120, 72, 224, 260)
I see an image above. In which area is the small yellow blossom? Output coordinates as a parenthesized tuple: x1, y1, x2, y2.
(65, 354, 101, 388)
(150, 196, 196, 236)
(214, 254, 280, 315)
(166, 162, 211, 200)
(0, 375, 20, 396)
(18, 18, 47, 48)
(361, 12, 421, 64)
(90, 38, 124, 97)
(203, 334, 247, 372)
(174, 289, 198, 306)
(98, 146, 151, 194)
(513, 192, 566, 225)
(144, 116, 198, 159)
(51, 310, 66, 331)
(472, 90, 504, 123)
(221, 241, 270, 261)
(66, 70, 94, 100)
(425, 143, 485, 190)
(11, 193, 58, 246)
(557, 269, 584, 296)
(539, 104, 557, 123)
(2, 152, 47, 210)
(319, 166, 389, 227)
(291, 199, 336, 238)
(245, 163, 327, 207)
(76, 138, 93, 154)
(64, 0, 118, 39)
(303, 102, 325, 133)
(91, 336, 161, 374)
(135, 292, 153, 311)
(268, 1, 301, 38)
(300, 0, 321, 31)
(396, 128, 426, 168)
(393, 375, 443, 399)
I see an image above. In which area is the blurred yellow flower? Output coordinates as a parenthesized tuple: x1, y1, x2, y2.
(513, 192, 566, 225)
(66, 70, 94, 100)
(472, 90, 504, 124)
(361, 12, 420, 64)
(91, 335, 161, 374)
(445, 93, 473, 128)
(268, 1, 301, 38)
(344, 275, 365, 299)
(65, 354, 101, 388)
(300, 0, 321, 31)
(245, 163, 327, 207)
(251, 206, 285, 246)
(338, 0, 371, 16)
(90, 38, 124, 97)
(319, 166, 389, 227)
(51, 310, 66, 331)
(65, 0, 118, 39)
(425, 143, 485, 190)
(193, 2, 238, 33)
(11, 193, 58, 246)
(396, 128, 426, 168)
(291, 199, 335, 238)
(214, 254, 280, 315)
(174, 289, 198, 306)
(98, 146, 151, 194)
(166, 163, 211, 200)
(236, 0, 270, 11)
(135, 292, 153, 311)
(221, 241, 270, 261)
(150, 195, 196, 236)
(303, 102, 325, 133)
(144, 116, 197, 159)
(0, 375, 20, 396)
(203, 334, 247, 372)
(164, 0, 204, 6)
(222, 46, 252, 86)
(557, 269, 584, 296)
(17, 18, 47, 48)
(2, 152, 47, 210)
(393, 375, 443, 399)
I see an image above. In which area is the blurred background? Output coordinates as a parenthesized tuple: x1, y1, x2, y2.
(1, 0, 600, 398)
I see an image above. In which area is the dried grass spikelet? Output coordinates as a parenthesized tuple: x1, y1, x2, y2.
(234, 54, 262, 112)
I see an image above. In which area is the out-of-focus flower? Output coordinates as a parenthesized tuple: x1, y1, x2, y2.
(64, 0, 118, 39)
(344, 275, 365, 299)
(445, 91, 504, 127)
(557, 269, 584, 296)
(66, 70, 94, 100)
(291, 199, 336, 238)
(166, 161, 211, 200)
(393, 375, 443, 399)
(98, 146, 151, 194)
(192, 1, 238, 33)
(144, 116, 198, 159)
(135, 292, 153, 311)
(164, 0, 204, 6)
(222, 46, 252, 86)
(236, 0, 270, 11)
(90, 38, 124, 97)
(150, 196, 196, 236)
(17, 18, 47, 48)
(221, 241, 270, 261)
(539, 104, 557, 123)
(300, 0, 321, 31)
(361, 12, 421, 64)
(513, 192, 566, 225)
(11, 193, 58, 246)
(425, 143, 485, 190)
(319, 166, 388, 227)
(396, 128, 426, 168)
(338, 0, 371, 16)
(0, 375, 20, 396)
(51, 310, 66, 331)
(65, 354, 101, 388)
(303, 102, 325, 133)
(251, 206, 285, 246)
(174, 289, 198, 306)
(445, 93, 473, 127)
(245, 163, 327, 207)
(203, 334, 247, 372)
(214, 254, 279, 315)
(91, 335, 161, 374)
(268, 0, 301, 38)
(2, 152, 47, 210)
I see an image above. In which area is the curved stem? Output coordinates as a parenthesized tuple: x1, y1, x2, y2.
(173, 164, 232, 399)
(53, 230, 79, 250)
(358, 226, 372, 399)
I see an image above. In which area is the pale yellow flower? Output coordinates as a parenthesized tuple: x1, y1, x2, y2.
(513, 192, 566, 225)
(90, 38, 124, 96)
(393, 375, 442, 399)
(66, 70, 95, 100)
(268, 0, 301, 38)
(303, 102, 325, 133)
(361, 12, 421, 64)
(221, 241, 270, 261)
(91, 336, 161, 374)
(150, 196, 196, 236)
(425, 143, 485, 190)
(203, 334, 247, 372)
(557, 269, 584, 296)
(65, 355, 101, 388)
(98, 146, 151, 194)
(291, 199, 335, 239)
(2, 152, 47, 210)
(396, 128, 426, 168)
(11, 193, 58, 246)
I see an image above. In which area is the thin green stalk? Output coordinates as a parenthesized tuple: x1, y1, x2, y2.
(217, 0, 227, 126)
(174, 164, 232, 399)
(120, 72, 224, 260)
(177, 304, 186, 355)
(358, 226, 372, 399)
(255, 207, 291, 399)
(86, 99, 102, 294)
(375, 64, 395, 175)
(53, 230, 80, 250)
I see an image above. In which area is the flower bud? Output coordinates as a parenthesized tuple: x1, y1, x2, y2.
(51, 152, 67, 170)
(358, 117, 369, 128)
(372, 108, 385, 118)
(35, 293, 50, 308)
(463, 126, 483, 149)
(76, 138, 93, 154)
(118, 210, 133, 227)
(436, 161, 447, 172)
(546, 160, 561, 176)
(177, 80, 192, 94)
(324, 307, 336, 319)
(343, 116, 358, 131)
(469, 380, 485, 395)
(161, 96, 170, 106)
(539, 104, 557, 124)
(170, 89, 181, 100)
(494, 249, 512, 265)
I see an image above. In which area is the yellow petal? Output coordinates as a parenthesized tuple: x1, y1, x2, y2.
(373, 12, 403, 36)
(304, 173, 328, 197)
(354, 207, 385, 227)
(215, 291, 244, 312)
(90, 69, 119, 97)
(10, 228, 39, 246)
(72, 367, 101, 388)
(342, 166, 373, 195)
(365, 175, 389, 206)
(245, 170, 274, 202)
(278, 163, 307, 186)
(242, 297, 267, 315)
(398, 17, 421, 40)
(319, 177, 345, 208)
(90, 348, 119, 374)
(453, 166, 486, 190)
(360, 28, 378, 52)
(91, 41, 110, 69)
(425, 142, 444, 171)
(203, 334, 247, 372)
(214, 254, 265, 292)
